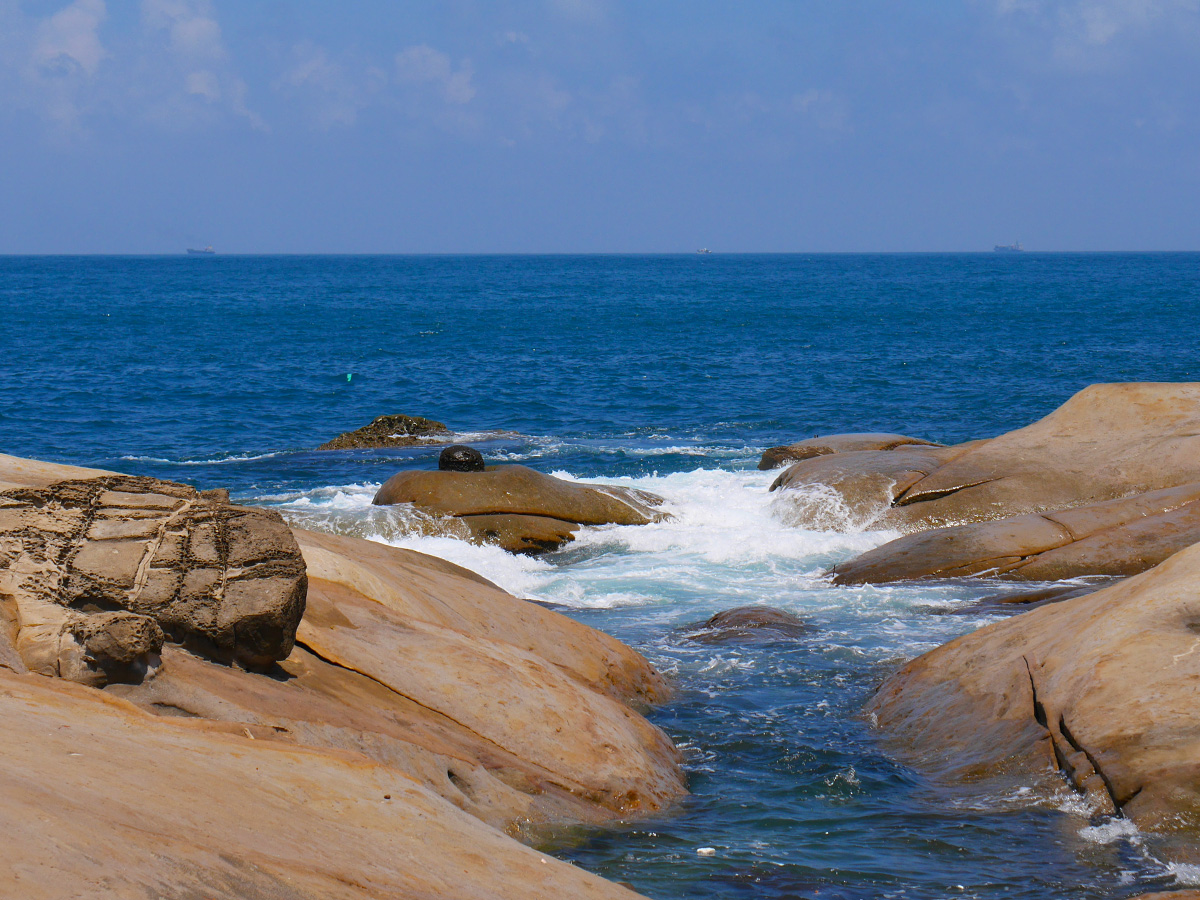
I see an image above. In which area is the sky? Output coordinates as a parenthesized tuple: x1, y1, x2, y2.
(1, 0, 1198, 253)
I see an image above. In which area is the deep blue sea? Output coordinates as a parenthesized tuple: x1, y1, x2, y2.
(4, 253, 1200, 899)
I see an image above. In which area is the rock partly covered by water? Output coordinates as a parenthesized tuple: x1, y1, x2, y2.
(868, 541, 1200, 834)
(0, 454, 682, 899)
(777, 384, 1200, 532)
(758, 433, 943, 471)
(373, 464, 670, 553)
(834, 482, 1200, 584)
(0, 475, 307, 681)
(682, 606, 811, 644)
(318, 413, 453, 450)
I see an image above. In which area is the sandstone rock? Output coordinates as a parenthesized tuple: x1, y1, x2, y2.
(0, 454, 683, 897)
(0, 475, 306, 680)
(440, 443, 486, 471)
(778, 384, 1200, 534)
(758, 433, 942, 470)
(1129, 893, 1200, 900)
(683, 606, 811, 644)
(318, 413, 452, 450)
(0, 668, 651, 900)
(868, 542, 1200, 832)
(374, 464, 669, 553)
(0, 451, 115, 491)
(833, 482, 1200, 584)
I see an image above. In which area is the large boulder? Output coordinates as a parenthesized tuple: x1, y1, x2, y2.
(868, 541, 1200, 833)
(374, 464, 669, 553)
(0, 475, 307, 681)
(758, 433, 942, 470)
(833, 482, 1200, 584)
(318, 413, 453, 450)
(775, 384, 1200, 533)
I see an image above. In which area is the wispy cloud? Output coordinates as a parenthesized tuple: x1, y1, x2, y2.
(140, 0, 265, 129)
(395, 45, 476, 105)
(274, 42, 376, 129)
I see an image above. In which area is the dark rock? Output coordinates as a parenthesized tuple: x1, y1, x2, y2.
(683, 606, 811, 644)
(439, 444, 485, 472)
(0, 475, 307, 682)
(318, 414, 452, 450)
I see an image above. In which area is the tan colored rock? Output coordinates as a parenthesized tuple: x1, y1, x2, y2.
(868, 542, 1200, 832)
(833, 482, 1200, 583)
(0, 453, 684, 897)
(0, 475, 306, 678)
(1129, 893, 1200, 900)
(0, 668, 650, 900)
(0, 452, 115, 491)
(374, 465, 669, 553)
(758, 433, 942, 470)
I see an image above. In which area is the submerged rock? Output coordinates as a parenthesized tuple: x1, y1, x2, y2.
(0, 475, 306, 680)
(868, 541, 1200, 834)
(373, 464, 669, 554)
(758, 433, 942, 471)
(318, 413, 452, 450)
(439, 443, 485, 472)
(683, 606, 811, 644)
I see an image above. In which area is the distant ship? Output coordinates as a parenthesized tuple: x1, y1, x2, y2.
(186, 246, 215, 255)
(696, 248, 712, 254)
(993, 241, 1024, 253)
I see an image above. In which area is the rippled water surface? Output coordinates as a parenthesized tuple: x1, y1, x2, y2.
(4, 253, 1200, 898)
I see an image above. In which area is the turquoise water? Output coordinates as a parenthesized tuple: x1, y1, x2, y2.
(4, 253, 1200, 898)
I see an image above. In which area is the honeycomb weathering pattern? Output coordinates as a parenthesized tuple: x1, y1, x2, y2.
(0, 476, 307, 683)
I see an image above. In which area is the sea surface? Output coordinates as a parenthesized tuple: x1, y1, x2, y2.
(4, 253, 1200, 898)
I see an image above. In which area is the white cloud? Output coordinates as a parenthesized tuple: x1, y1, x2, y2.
(395, 45, 476, 104)
(32, 0, 107, 76)
(993, 0, 1200, 65)
(275, 42, 365, 128)
(140, 0, 264, 129)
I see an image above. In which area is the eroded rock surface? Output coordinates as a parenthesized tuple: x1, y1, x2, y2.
(318, 413, 452, 450)
(374, 464, 669, 553)
(758, 433, 942, 471)
(0, 669, 650, 900)
(833, 482, 1200, 584)
(0, 475, 306, 681)
(776, 384, 1200, 534)
(868, 542, 1200, 834)
(0, 454, 682, 898)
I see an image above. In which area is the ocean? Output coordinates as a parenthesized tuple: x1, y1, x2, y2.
(4, 252, 1200, 898)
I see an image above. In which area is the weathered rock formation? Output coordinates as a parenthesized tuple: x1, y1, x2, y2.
(0, 475, 306, 681)
(0, 454, 683, 898)
(318, 413, 453, 450)
(868, 541, 1200, 833)
(833, 482, 1200, 584)
(682, 606, 811, 644)
(774, 384, 1200, 534)
(374, 464, 669, 553)
(0, 670, 652, 900)
(759, 433, 942, 471)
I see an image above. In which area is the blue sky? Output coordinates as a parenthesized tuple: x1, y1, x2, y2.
(2, 0, 1198, 252)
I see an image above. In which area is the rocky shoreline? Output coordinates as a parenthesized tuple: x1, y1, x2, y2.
(7, 382, 1200, 897)
(0, 453, 683, 899)
(767, 382, 1200, 876)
